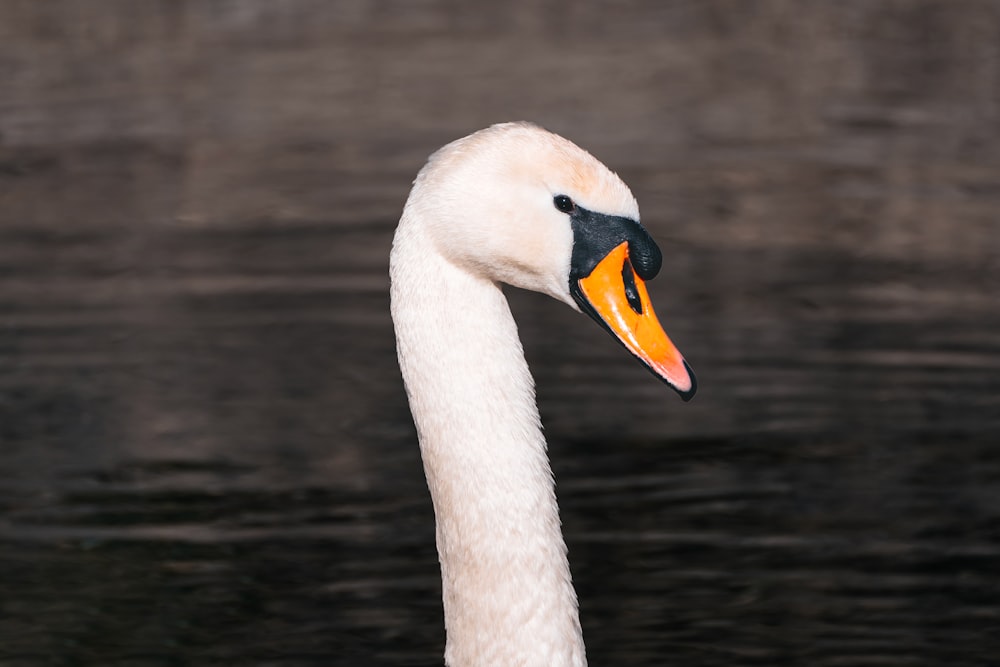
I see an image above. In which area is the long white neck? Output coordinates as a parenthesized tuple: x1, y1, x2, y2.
(390, 213, 587, 667)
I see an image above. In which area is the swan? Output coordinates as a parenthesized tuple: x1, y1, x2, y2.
(390, 122, 696, 667)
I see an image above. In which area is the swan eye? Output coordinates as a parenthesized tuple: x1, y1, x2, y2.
(553, 195, 576, 214)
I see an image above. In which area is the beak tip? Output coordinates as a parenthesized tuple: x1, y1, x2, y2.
(676, 360, 697, 402)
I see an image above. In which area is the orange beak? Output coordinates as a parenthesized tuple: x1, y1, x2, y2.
(573, 242, 696, 400)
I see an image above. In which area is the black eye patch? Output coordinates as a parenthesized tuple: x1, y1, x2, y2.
(567, 205, 662, 282)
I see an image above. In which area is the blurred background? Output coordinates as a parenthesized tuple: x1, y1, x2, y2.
(1, 1, 998, 665)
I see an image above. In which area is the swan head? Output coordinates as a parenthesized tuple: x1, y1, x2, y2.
(402, 122, 696, 400)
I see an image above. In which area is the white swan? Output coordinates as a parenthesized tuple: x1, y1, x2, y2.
(390, 122, 695, 667)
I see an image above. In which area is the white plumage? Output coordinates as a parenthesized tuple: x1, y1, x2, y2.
(390, 123, 693, 667)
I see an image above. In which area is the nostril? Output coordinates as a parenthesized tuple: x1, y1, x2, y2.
(621, 260, 643, 315)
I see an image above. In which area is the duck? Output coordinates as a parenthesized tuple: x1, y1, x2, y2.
(390, 122, 695, 667)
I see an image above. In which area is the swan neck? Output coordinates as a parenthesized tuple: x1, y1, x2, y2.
(391, 218, 586, 667)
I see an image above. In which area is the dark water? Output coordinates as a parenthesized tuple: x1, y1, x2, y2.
(3, 2, 1000, 665)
